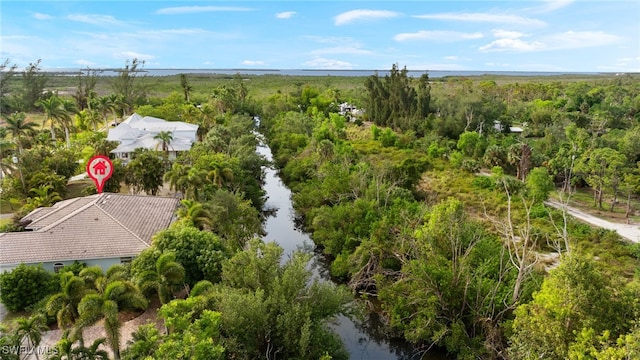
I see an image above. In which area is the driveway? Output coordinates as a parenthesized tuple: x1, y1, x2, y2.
(546, 200, 640, 243)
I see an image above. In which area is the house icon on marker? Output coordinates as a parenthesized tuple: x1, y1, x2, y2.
(92, 160, 108, 175)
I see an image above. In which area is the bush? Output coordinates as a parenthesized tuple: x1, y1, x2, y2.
(472, 176, 494, 190)
(0, 264, 58, 312)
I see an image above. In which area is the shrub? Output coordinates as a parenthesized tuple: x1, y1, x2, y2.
(0, 264, 58, 312)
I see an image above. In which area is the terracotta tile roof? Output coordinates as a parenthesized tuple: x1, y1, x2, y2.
(0, 193, 180, 266)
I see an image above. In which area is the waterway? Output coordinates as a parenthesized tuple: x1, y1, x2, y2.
(256, 136, 448, 360)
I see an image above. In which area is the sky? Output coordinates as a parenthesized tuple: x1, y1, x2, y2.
(1, 0, 639, 72)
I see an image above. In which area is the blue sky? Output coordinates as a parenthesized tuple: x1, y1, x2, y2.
(1, 1, 639, 72)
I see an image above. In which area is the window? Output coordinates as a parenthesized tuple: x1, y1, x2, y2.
(120, 257, 133, 264)
(53, 263, 64, 273)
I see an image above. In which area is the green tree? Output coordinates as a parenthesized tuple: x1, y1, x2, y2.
(526, 167, 555, 203)
(77, 277, 147, 360)
(15, 314, 48, 360)
(576, 147, 627, 209)
(46, 272, 87, 332)
(151, 224, 229, 285)
(180, 73, 193, 103)
(112, 58, 147, 115)
(0, 264, 56, 312)
(2, 112, 36, 154)
(509, 256, 635, 360)
(0, 59, 18, 114)
(124, 149, 164, 195)
(153, 130, 174, 153)
(176, 199, 213, 230)
(137, 251, 185, 304)
(35, 94, 65, 141)
(20, 60, 48, 112)
(121, 324, 161, 360)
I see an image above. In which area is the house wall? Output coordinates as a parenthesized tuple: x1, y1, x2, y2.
(0, 257, 135, 274)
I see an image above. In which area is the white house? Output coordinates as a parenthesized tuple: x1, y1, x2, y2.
(0, 193, 180, 273)
(107, 113, 198, 163)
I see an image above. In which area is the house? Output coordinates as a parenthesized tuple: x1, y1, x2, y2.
(338, 102, 363, 121)
(107, 113, 198, 163)
(0, 193, 180, 273)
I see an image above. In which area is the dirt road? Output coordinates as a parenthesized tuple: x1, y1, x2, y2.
(545, 199, 640, 243)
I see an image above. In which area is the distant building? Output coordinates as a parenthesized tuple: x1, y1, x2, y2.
(0, 193, 180, 273)
(338, 102, 364, 120)
(107, 113, 198, 163)
(493, 120, 525, 134)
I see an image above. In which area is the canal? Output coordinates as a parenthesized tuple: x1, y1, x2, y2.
(256, 135, 448, 360)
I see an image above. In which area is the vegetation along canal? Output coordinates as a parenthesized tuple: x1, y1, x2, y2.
(256, 130, 448, 360)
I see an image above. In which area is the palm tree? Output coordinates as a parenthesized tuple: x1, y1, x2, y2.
(177, 199, 213, 230)
(184, 167, 208, 201)
(35, 94, 65, 140)
(122, 324, 160, 359)
(207, 161, 234, 189)
(137, 252, 185, 304)
(15, 314, 48, 360)
(95, 96, 115, 128)
(153, 130, 174, 153)
(48, 331, 109, 360)
(3, 112, 36, 154)
(77, 279, 147, 360)
(61, 98, 79, 148)
(27, 184, 62, 208)
(163, 162, 190, 196)
(46, 272, 87, 334)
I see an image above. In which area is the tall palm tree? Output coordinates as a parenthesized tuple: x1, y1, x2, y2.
(3, 112, 36, 154)
(77, 280, 147, 360)
(153, 130, 174, 153)
(137, 251, 185, 304)
(15, 314, 48, 360)
(35, 94, 65, 140)
(61, 98, 79, 148)
(95, 96, 115, 128)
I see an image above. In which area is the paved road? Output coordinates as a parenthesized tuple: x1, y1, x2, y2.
(546, 200, 640, 243)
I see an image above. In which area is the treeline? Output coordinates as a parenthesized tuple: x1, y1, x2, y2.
(260, 66, 640, 358)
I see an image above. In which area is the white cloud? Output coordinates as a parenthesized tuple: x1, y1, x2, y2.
(67, 14, 125, 26)
(115, 51, 155, 61)
(444, 56, 458, 60)
(241, 60, 265, 66)
(480, 38, 546, 52)
(394, 30, 483, 42)
(334, 9, 400, 26)
(546, 31, 621, 49)
(276, 11, 296, 19)
(533, 0, 575, 13)
(33, 13, 52, 20)
(156, 6, 253, 15)
(414, 12, 545, 27)
(491, 29, 524, 39)
(310, 47, 372, 55)
(479, 29, 619, 52)
(303, 57, 353, 69)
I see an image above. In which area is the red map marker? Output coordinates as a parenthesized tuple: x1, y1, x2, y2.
(86, 155, 114, 193)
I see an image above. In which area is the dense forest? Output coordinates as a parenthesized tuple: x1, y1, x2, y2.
(1, 58, 639, 359)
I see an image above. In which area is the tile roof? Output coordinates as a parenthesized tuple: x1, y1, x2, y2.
(0, 193, 179, 265)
